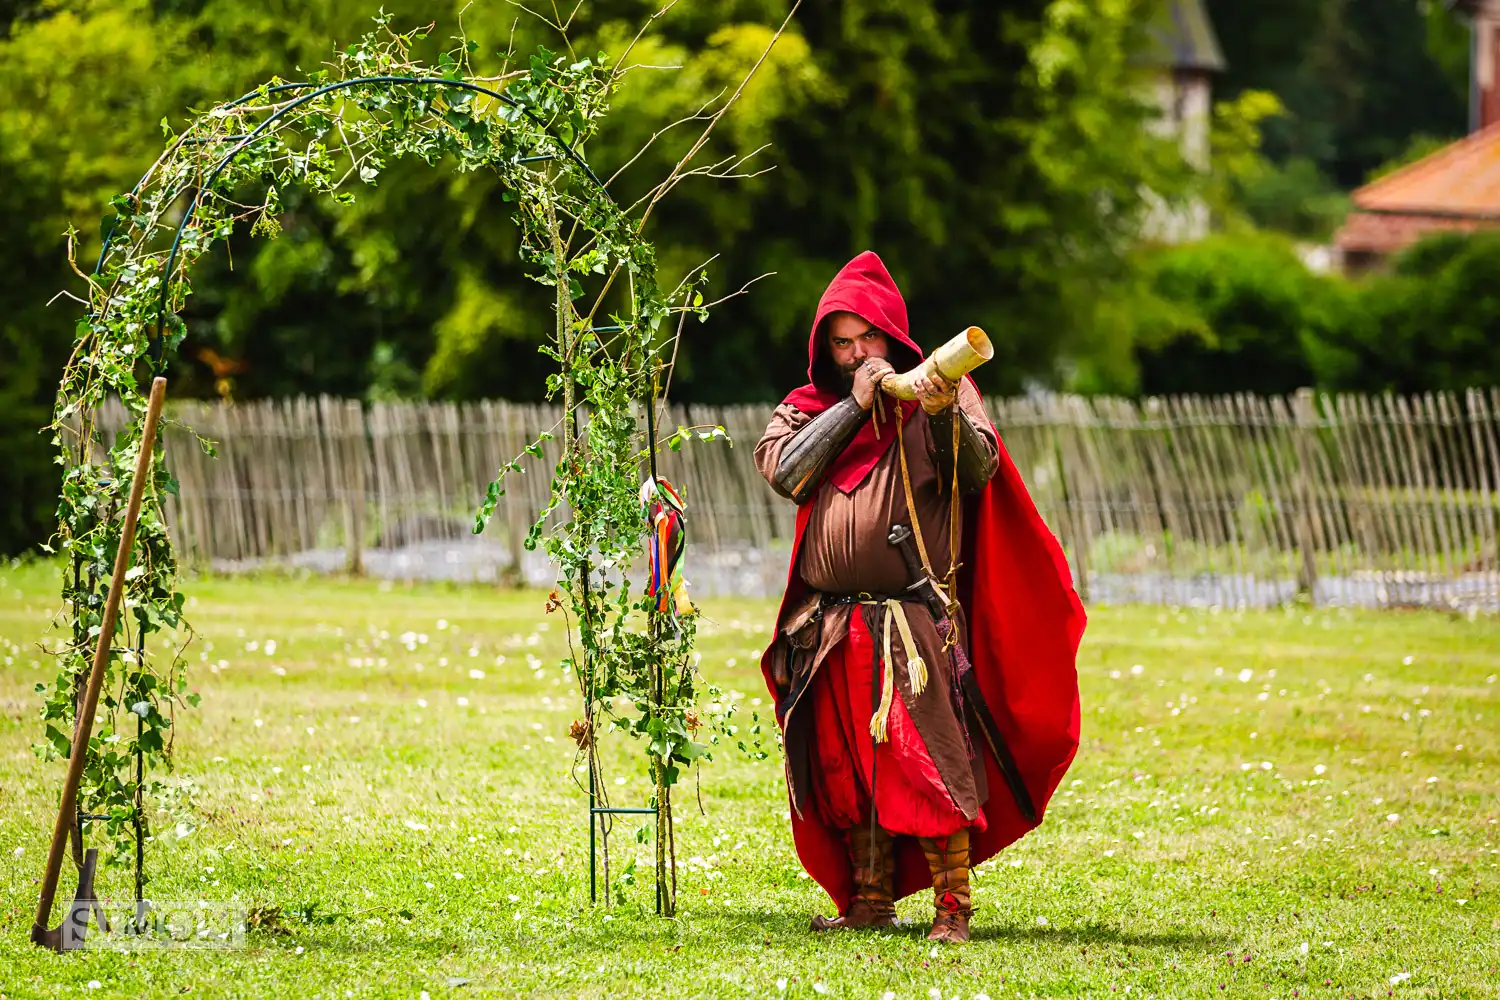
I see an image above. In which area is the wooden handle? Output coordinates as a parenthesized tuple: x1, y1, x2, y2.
(33, 377, 168, 944)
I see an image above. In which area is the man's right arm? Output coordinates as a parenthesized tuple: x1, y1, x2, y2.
(754, 398, 868, 504)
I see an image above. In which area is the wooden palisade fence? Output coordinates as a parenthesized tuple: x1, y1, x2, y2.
(95, 389, 1500, 611)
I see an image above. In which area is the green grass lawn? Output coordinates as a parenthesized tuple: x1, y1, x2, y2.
(1, 559, 1497, 999)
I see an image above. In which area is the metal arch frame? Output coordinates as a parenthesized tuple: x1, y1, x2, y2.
(139, 75, 612, 361)
(80, 71, 654, 914)
(85, 74, 611, 356)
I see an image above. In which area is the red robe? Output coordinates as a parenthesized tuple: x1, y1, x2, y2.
(758, 251, 1087, 912)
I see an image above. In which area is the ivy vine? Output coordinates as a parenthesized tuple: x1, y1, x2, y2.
(41, 9, 783, 905)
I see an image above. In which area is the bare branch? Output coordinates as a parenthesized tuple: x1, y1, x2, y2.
(559, 0, 587, 33)
(635, 0, 804, 233)
(605, 91, 724, 188)
(655, 285, 695, 428)
(503, 0, 560, 30)
(47, 289, 91, 308)
(611, 0, 684, 89)
(693, 271, 775, 311)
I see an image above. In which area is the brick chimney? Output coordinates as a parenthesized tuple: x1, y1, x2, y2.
(1452, 0, 1500, 131)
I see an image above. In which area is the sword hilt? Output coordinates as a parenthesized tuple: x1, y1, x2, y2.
(888, 524, 949, 621)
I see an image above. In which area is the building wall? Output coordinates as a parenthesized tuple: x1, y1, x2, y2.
(1142, 71, 1213, 243)
(1484, 11, 1500, 129)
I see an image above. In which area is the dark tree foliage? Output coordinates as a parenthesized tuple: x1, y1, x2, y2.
(1204, 0, 1467, 188)
(0, 0, 1184, 553)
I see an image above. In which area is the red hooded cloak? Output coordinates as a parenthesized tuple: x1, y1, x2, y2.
(759, 251, 1087, 911)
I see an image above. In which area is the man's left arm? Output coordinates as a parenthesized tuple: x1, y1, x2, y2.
(928, 380, 999, 494)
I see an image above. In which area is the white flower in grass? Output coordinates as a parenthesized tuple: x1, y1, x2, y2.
(1299, 942, 1309, 955)
(1237, 669, 1253, 683)
(1387, 813, 1401, 823)
(776, 979, 787, 992)
(1036, 915, 1049, 926)
(813, 985, 828, 995)
(87, 981, 101, 990)
(1390, 971, 1411, 985)
(469, 669, 485, 680)
(1314, 764, 1327, 776)
(1131, 664, 1144, 676)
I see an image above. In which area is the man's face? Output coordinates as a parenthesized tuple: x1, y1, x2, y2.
(825, 311, 889, 380)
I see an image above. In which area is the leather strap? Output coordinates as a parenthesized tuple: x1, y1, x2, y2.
(928, 404, 999, 496)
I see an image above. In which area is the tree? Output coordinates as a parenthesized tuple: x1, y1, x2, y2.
(1203, 0, 1467, 189)
(0, 0, 1198, 553)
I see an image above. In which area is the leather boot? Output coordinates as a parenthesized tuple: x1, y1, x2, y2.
(810, 823, 895, 930)
(918, 828, 972, 943)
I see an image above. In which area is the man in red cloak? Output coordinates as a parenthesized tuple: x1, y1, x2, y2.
(755, 251, 1086, 943)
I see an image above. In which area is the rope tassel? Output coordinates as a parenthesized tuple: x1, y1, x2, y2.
(869, 599, 927, 743)
(889, 599, 928, 696)
(870, 605, 895, 743)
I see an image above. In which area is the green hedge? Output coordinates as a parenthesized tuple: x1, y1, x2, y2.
(1132, 229, 1500, 398)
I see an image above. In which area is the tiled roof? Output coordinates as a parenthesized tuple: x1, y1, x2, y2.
(1349, 121, 1500, 219)
(1146, 0, 1227, 73)
(1336, 210, 1500, 254)
(1445, 1, 1500, 17)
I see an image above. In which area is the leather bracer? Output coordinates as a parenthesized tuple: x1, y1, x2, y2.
(928, 406, 999, 494)
(772, 396, 867, 503)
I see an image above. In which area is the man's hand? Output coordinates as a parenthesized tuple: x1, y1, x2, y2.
(851, 357, 895, 410)
(913, 369, 958, 414)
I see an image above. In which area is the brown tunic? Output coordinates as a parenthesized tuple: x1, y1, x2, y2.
(755, 383, 998, 823)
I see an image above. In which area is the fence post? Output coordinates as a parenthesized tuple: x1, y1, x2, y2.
(1292, 388, 1319, 602)
(341, 400, 366, 577)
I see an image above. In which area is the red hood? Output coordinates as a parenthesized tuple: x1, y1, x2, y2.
(782, 252, 921, 494)
(805, 251, 921, 379)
